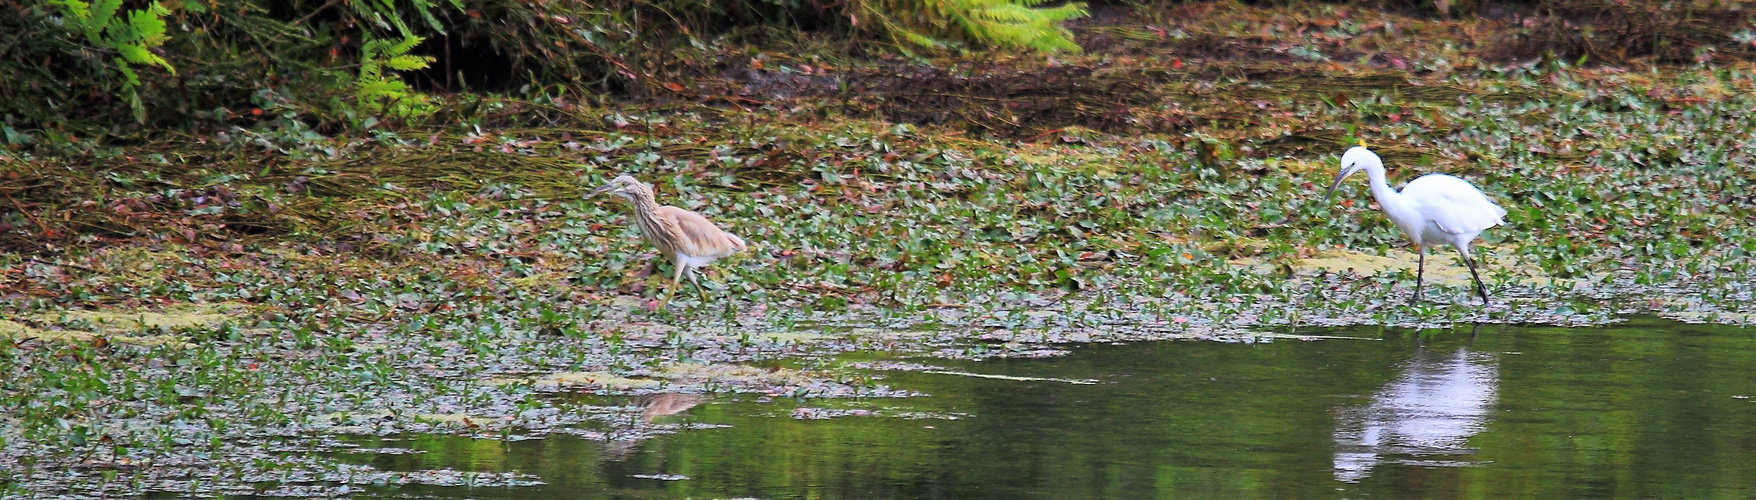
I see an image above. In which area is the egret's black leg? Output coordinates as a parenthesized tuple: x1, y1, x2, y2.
(1412, 246, 1425, 305)
(1464, 254, 1490, 305)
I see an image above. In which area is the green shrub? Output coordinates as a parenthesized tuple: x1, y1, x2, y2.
(858, 0, 1089, 53)
(40, 0, 177, 124)
(1, 0, 1087, 144)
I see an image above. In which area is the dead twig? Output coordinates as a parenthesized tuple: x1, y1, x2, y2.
(3, 189, 52, 238)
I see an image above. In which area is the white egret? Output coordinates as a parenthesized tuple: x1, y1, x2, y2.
(1325, 146, 1506, 305)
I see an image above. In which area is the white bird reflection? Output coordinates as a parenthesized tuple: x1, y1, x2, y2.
(1332, 344, 1499, 483)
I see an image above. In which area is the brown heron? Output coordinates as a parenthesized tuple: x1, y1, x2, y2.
(591, 175, 748, 308)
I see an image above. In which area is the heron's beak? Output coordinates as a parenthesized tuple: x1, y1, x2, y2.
(1324, 165, 1354, 202)
(589, 183, 617, 197)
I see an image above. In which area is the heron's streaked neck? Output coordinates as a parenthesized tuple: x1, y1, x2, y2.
(627, 188, 661, 214)
(625, 187, 670, 247)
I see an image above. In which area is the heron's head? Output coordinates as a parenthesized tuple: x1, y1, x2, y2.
(1325, 146, 1382, 201)
(590, 175, 646, 201)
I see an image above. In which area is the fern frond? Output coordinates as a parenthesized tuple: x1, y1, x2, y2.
(1031, 3, 1088, 22)
(114, 60, 138, 89)
(973, 4, 1036, 24)
(902, 30, 945, 49)
(354, 35, 435, 122)
(46, 0, 92, 20)
(128, 7, 171, 48)
(388, 34, 424, 55)
(385, 54, 435, 71)
(87, 0, 121, 43)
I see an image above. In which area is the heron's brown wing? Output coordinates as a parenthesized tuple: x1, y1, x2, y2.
(656, 205, 744, 259)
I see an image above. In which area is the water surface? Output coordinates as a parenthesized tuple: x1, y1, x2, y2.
(351, 318, 1756, 498)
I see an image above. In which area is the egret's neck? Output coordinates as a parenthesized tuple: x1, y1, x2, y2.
(1362, 163, 1406, 213)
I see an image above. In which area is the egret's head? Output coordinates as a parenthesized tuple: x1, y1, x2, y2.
(590, 175, 646, 201)
(1325, 146, 1382, 200)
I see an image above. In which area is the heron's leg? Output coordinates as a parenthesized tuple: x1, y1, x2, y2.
(1412, 245, 1425, 305)
(688, 268, 710, 303)
(1463, 254, 1490, 305)
(659, 259, 686, 309)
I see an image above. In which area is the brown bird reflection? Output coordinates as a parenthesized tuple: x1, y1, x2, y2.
(600, 393, 705, 460)
(634, 392, 702, 423)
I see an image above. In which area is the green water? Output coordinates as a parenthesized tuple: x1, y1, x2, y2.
(351, 318, 1756, 498)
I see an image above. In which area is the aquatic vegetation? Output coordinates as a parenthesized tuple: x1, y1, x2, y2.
(2, 1, 1755, 497)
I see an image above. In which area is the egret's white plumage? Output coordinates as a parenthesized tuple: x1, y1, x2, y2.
(1327, 146, 1506, 304)
(592, 175, 747, 308)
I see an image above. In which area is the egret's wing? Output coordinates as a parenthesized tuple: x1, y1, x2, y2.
(656, 205, 745, 259)
(1405, 174, 1507, 235)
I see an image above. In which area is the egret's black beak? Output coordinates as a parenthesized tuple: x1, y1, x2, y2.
(590, 183, 617, 197)
(1324, 165, 1354, 202)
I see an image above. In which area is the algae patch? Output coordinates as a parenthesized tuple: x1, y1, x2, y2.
(1240, 247, 1555, 288)
(0, 302, 251, 346)
(486, 363, 815, 393)
(651, 362, 811, 386)
(487, 371, 663, 391)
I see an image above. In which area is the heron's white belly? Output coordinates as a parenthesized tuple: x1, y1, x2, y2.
(676, 253, 717, 269)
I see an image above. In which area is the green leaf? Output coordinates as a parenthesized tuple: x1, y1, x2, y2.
(114, 59, 140, 88)
(901, 30, 942, 49)
(87, 0, 121, 43)
(106, 17, 135, 44)
(125, 85, 145, 124)
(384, 55, 433, 71)
(116, 44, 153, 65)
(129, 6, 170, 46)
(389, 35, 424, 55)
(419, 6, 445, 34)
(47, 0, 92, 19)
